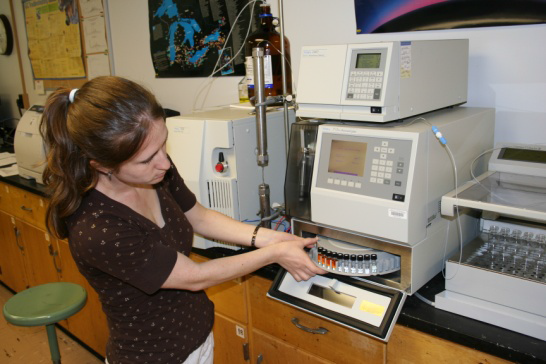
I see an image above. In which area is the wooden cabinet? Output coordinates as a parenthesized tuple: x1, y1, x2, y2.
(0, 180, 518, 363)
(0, 181, 109, 356)
(251, 329, 334, 364)
(16, 219, 60, 287)
(213, 313, 250, 363)
(190, 253, 250, 362)
(0, 210, 29, 292)
(6, 183, 49, 231)
(57, 238, 109, 356)
(386, 325, 511, 364)
(248, 275, 386, 364)
(0, 182, 58, 289)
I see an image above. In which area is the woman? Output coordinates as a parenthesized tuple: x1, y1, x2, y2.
(40, 76, 324, 364)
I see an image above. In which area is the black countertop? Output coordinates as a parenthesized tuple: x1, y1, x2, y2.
(1, 174, 544, 364)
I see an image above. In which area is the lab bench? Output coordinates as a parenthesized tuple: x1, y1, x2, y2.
(0, 175, 544, 363)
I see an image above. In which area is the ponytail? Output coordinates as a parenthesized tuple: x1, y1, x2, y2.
(41, 88, 96, 239)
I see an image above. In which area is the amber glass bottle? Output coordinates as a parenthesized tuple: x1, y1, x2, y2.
(245, 4, 292, 105)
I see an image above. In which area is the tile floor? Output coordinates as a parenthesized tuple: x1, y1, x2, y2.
(0, 283, 103, 363)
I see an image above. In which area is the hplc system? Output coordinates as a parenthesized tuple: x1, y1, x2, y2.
(296, 39, 468, 123)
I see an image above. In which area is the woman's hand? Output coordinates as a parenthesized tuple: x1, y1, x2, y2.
(270, 238, 327, 281)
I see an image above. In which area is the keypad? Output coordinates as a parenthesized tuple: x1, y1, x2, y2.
(346, 71, 383, 100)
(370, 140, 401, 186)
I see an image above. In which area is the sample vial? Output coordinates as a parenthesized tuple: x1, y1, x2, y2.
(364, 254, 371, 274)
(343, 254, 350, 273)
(317, 247, 324, 266)
(371, 254, 378, 274)
(337, 253, 344, 273)
(350, 254, 357, 274)
(325, 250, 332, 269)
(331, 251, 337, 270)
(357, 255, 364, 274)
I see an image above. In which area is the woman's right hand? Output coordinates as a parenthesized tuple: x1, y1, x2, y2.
(272, 238, 327, 281)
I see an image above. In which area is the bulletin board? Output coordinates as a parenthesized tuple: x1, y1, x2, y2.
(21, 0, 111, 90)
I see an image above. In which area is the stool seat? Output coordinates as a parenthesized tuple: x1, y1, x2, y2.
(3, 282, 87, 327)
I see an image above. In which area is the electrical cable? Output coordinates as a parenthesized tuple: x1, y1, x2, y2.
(414, 292, 435, 307)
(430, 124, 464, 280)
(192, 0, 264, 112)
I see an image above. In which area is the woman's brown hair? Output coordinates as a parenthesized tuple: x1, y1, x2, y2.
(40, 76, 165, 239)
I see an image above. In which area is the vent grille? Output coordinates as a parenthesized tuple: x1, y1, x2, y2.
(205, 179, 240, 250)
(206, 179, 235, 218)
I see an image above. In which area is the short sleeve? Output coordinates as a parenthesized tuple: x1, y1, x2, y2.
(70, 213, 177, 295)
(164, 156, 197, 212)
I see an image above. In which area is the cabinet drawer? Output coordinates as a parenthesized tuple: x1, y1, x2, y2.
(249, 275, 386, 364)
(7, 184, 48, 231)
(252, 329, 334, 364)
(190, 253, 248, 323)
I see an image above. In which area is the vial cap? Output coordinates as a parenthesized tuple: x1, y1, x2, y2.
(364, 254, 370, 261)
(371, 254, 377, 260)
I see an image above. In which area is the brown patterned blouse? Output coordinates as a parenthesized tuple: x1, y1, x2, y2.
(67, 163, 214, 363)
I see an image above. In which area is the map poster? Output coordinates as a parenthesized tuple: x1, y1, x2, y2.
(149, 0, 259, 78)
(23, 0, 85, 79)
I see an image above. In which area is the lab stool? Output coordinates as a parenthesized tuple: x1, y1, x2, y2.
(2, 282, 87, 364)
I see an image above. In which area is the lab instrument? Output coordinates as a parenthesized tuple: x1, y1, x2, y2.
(270, 107, 495, 341)
(14, 105, 46, 184)
(296, 39, 468, 122)
(437, 143, 546, 340)
(166, 107, 294, 249)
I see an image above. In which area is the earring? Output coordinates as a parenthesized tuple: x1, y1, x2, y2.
(107, 170, 113, 180)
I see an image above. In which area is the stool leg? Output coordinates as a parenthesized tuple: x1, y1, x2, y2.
(45, 324, 61, 364)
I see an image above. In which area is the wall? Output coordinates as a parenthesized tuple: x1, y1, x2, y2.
(3, 0, 545, 145)
(0, 1, 23, 127)
(109, 0, 546, 145)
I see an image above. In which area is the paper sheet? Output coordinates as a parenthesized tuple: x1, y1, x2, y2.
(0, 164, 19, 177)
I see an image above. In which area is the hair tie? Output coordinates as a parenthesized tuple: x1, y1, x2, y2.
(69, 89, 79, 103)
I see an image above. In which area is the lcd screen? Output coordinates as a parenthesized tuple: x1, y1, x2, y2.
(308, 284, 356, 308)
(356, 53, 381, 69)
(328, 140, 367, 176)
(498, 148, 546, 164)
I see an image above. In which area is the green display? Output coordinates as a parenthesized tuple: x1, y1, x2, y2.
(356, 53, 381, 69)
(499, 148, 546, 164)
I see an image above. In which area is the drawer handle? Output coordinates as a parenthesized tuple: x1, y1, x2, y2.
(49, 244, 62, 273)
(291, 317, 329, 335)
(20, 205, 33, 212)
(14, 227, 24, 251)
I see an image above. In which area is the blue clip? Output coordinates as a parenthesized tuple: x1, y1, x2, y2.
(432, 126, 447, 145)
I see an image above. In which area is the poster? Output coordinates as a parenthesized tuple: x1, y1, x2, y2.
(23, 0, 85, 79)
(148, 0, 259, 78)
(354, 0, 546, 34)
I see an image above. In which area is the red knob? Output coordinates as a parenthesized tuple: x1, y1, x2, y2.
(215, 163, 225, 173)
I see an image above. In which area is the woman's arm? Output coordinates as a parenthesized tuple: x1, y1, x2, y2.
(162, 238, 322, 291)
(161, 202, 325, 291)
(185, 202, 301, 248)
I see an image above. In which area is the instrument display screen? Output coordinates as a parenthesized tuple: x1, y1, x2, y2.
(327, 140, 367, 177)
(499, 147, 546, 164)
(356, 53, 381, 69)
